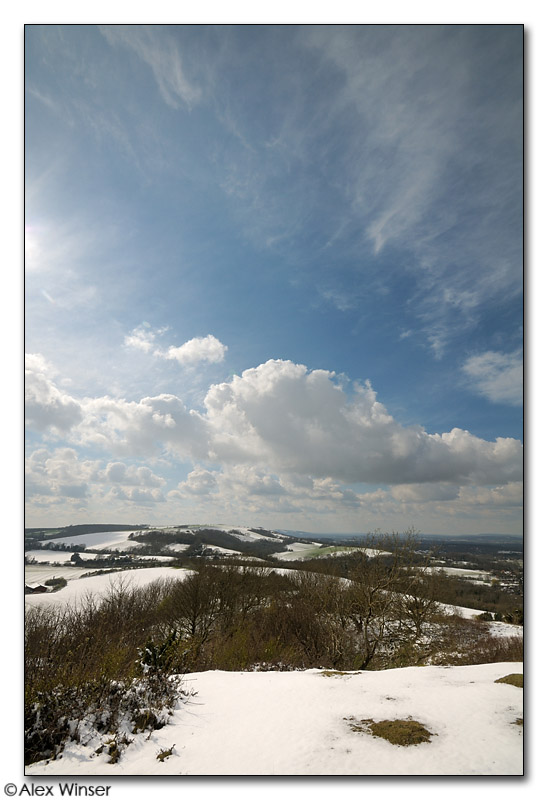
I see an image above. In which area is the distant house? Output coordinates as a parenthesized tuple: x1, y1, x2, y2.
(24, 583, 49, 594)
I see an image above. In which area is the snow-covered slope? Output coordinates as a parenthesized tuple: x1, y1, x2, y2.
(26, 662, 523, 776)
(24, 567, 187, 607)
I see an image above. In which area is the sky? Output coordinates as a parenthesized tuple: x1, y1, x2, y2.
(24, 23, 523, 535)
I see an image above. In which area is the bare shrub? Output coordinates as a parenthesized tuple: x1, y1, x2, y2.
(24, 577, 192, 766)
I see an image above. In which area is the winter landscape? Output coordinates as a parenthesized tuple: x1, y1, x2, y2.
(25, 524, 523, 776)
(24, 21, 523, 781)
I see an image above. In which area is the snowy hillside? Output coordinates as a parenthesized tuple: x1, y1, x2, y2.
(26, 662, 523, 776)
(24, 566, 186, 607)
(25, 524, 305, 566)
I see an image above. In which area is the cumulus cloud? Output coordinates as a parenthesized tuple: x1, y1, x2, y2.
(457, 481, 523, 508)
(106, 486, 165, 504)
(25, 354, 83, 433)
(25, 355, 523, 528)
(56, 483, 89, 499)
(391, 483, 460, 503)
(25, 446, 168, 512)
(161, 335, 227, 366)
(124, 327, 227, 368)
(77, 393, 207, 459)
(202, 359, 522, 486)
(124, 323, 164, 353)
(25, 447, 94, 509)
(100, 461, 165, 488)
(177, 466, 219, 496)
(462, 350, 523, 406)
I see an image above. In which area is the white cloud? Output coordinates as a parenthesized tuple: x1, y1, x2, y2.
(391, 484, 460, 503)
(177, 466, 219, 496)
(25, 355, 523, 530)
(100, 26, 201, 110)
(106, 486, 165, 505)
(26, 355, 522, 488)
(124, 323, 166, 353)
(457, 482, 523, 508)
(25, 446, 167, 511)
(202, 359, 522, 486)
(25, 354, 83, 433)
(101, 462, 165, 488)
(462, 350, 523, 406)
(301, 27, 523, 356)
(77, 393, 208, 459)
(124, 327, 227, 368)
(161, 335, 227, 366)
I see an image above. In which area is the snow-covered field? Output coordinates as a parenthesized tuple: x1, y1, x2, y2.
(164, 543, 191, 553)
(26, 550, 100, 563)
(273, 544, 391, 561)
(24, 566, 187, 607)
(24, 564, 111, 583)
(272, 541, 323, 560)
(205, 545, 242, 555)
(211, 525, 287, 542)
(426, 566, 494, 581)
(26, 550, 174, 565)
(26, 662, 523, 776)
(39, 530, 142, 550)
(432, 602, 522, 639)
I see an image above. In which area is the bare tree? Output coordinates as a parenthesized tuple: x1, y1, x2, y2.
(346, 531, 428, 669)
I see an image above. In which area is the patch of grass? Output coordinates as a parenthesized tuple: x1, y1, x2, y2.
(344, 716, 373, 733)
(321, 670, 357, 677)
(156, 744, 175, 762)
(132, 710, 163, 733)
(345, 716, 434, 746)
(513, 717, 523, 726)
(495, 673, 523, 688)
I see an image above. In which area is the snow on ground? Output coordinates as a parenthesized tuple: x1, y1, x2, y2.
(432, 603, 522, 639)
(488, 621, 523, 638)
(26, 549, 174, 564)
(425, 566, 494, 581)
(315, 546, 391, 559)
(272, 541, 323, 560)
(24, 565, 110, 584)
(27, 662, 523, 776)
(134, 555, 177, 562)
(439, 602, 490, 620)
(24, 567, 189, 608)
(164, 543, 191, 553)
(25, 550, 100, 563)
(97, 539, 147, 552)
(191, 524, 287, 543)
(273, 544, 391, 561)
(42, 530, 142, 550)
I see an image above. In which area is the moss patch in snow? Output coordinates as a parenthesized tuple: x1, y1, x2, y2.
(156, 745, 175, 762)
(345, 716, 434, 746)
(321, 670, 358, 677)
(495, 673, 523, 688)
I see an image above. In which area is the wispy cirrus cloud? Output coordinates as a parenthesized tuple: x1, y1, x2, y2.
(462, 350, 523, 406)
(300, 25, 523, 354)
(100, 25, 202, 110)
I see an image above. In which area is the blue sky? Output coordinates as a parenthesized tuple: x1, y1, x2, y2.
(24, 24, 523, 534)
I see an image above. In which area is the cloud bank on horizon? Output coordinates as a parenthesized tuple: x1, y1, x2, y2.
(25, 24, 523, 534)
